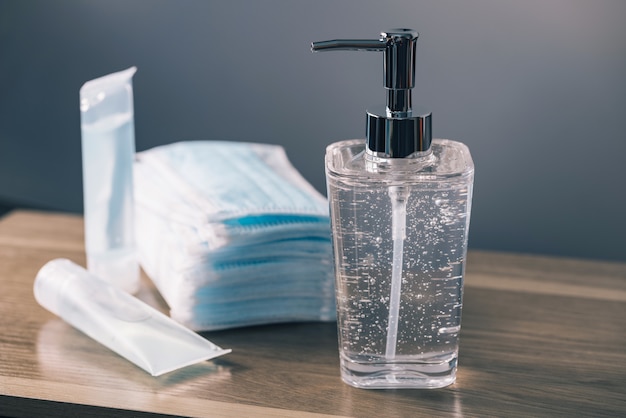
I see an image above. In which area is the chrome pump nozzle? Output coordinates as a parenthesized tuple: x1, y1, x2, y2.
(312, 29, 432, 158)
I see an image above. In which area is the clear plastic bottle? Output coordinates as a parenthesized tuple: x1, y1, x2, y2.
(314, 30, 474, 388)
(326, 139, 473, 388)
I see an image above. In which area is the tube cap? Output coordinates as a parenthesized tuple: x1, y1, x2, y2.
(34, 259, 84, 317)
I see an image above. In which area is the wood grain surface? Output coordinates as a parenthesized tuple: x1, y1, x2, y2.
(0, 210, 624, 417)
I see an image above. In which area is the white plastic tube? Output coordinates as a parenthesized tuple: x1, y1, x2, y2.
(34, 259, 231, 376)
(80, 67, 139, 293)
(386, 186, 409, 360)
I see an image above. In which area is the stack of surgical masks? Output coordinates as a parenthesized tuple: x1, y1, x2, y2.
(134, 141, 335, 331)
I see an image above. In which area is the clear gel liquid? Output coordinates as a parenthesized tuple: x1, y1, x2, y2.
(325, 139, 474, 388)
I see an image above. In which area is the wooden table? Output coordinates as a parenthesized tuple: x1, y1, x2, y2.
(0, 210, 625, 417)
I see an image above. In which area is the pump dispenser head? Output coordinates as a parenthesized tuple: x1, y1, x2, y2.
(312, 29, 431, 158)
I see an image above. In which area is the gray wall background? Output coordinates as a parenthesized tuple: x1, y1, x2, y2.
(1, 0, 625, 262)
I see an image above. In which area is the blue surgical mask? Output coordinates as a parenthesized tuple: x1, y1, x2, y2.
(134, 141, 335, 330)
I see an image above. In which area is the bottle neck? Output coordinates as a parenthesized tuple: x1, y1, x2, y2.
(364, 145, 434, 174)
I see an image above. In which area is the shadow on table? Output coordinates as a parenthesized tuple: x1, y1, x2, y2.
(0, 202, 13, 218)
(0, 199, 67, 219)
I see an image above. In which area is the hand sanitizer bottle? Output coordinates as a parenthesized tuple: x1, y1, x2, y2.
(312, 29, 474, 389)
